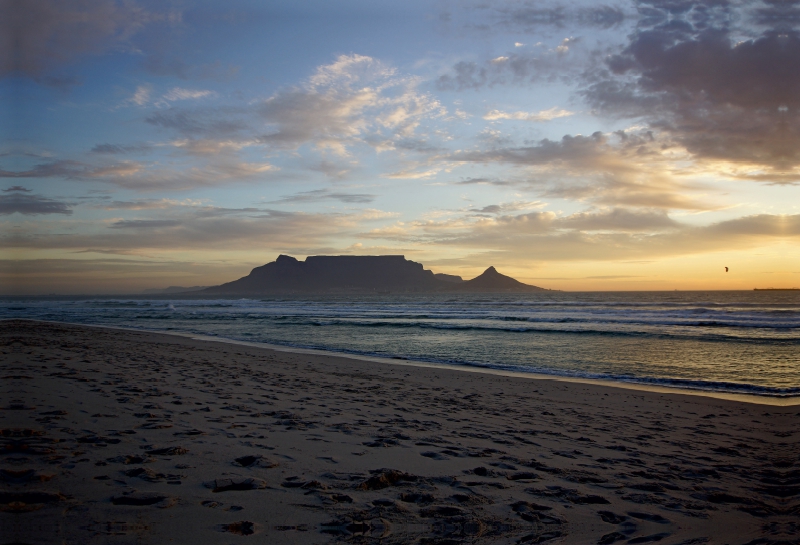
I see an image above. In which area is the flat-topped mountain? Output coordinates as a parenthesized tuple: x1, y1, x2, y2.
(200, 255, 547, 295)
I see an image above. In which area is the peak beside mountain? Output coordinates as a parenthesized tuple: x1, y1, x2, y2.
(451, 266, 546, 292)
(201, 255, 548, 295)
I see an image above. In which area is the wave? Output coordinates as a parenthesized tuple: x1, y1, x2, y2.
(6, 304, 799, 397)
(180, 334, 800, 398)
(4, 309, 799, 339)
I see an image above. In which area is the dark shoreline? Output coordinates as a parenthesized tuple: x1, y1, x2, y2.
(2, 320, 798, 544)
(5, 318, 800, 405)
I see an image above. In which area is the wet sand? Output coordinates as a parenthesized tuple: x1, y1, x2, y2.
(2, 319, 798, 544)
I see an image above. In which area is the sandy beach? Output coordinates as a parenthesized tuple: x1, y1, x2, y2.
(2, 319, 798, 544)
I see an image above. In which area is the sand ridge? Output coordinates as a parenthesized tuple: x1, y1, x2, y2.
(1, 320, 798, 544)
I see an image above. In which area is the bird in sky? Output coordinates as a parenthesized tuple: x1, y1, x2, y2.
(725, 267, 729, 272)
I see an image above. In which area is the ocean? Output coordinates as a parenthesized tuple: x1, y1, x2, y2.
(3, 291, 798, 397)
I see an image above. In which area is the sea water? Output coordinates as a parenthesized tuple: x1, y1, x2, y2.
(2, 291, 798, 397)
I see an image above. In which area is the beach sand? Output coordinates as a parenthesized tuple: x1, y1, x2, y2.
(2, 319, 797, 544)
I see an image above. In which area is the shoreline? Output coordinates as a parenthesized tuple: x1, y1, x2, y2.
(9, 318, 799, 406)
(3, 319, 797, 544)
(0, 321, 800, 545)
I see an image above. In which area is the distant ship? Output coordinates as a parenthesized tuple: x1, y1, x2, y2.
(753, 288, 799, 291)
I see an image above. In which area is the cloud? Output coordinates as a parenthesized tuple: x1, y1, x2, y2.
(436, 1, 799, 182)
(0, 191, 72, 215)
(129, 84, 152, 106)
(0, 157, 275, 191)
(162, 87, 216, 101)
(1, 206, 372, 252)
(436, 37, 590, 91)
(557, 207, 679, 231)
(453, 130, 713, 210)
(455, 177, 513, 186)
(91, 143, 152, 154)
(146, 108, 249, 137)
(272, 189, 377, 205)
(148, 87, 218, 107)
(470, 200, 546, 215)
(257, 55, 447, 156)
(582, 1, 800, 175)
(94, 161, 276, 191)
(168, 138, 255, 156)
(141, 54, 447, 161)
(0, 160, 85, 178)
(0, 0, 177, 86)
(488, 3, 626, 31)
(109, 219, 181, 229)
(483, 106, 573, 121)
(360, 208, 800, 262)
(95, 198, 204, 210)
(73, 248, 147, 256)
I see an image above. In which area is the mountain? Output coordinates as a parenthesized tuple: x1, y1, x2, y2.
(202, 255, 441, 295)
(450, 266, 545, 292)
(434, 273, 463, 283)
(200, 255, 547, 295)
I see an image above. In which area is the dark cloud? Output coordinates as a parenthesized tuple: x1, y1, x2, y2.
(0, 191, 72, 215)
(475, 204, 501, 214)
(582, 1, 800, 173)
(450, 1, 628, 36)
(0, 157, 274, 191)
(437, 61, 488, 91)
(109, 219, 181, 229)
(0, 160, 85, 178)
(753, 0, 800, 28)
(146, 108, 250, 137)
(273, 189, 376, 205)
(556, 207, 679, 231)
(495, 4, 626, 30)
(469, 201, 544, 215)
(73, 248, 144, 256)
(436, 48, 581, 91)
(308, 160, 353, 179)
(0, 0, 176, 86)
(436, 1, 626, 92)
(95, 199, 187, 210)
(437, 1, 799, 179)
(454, 131, 712, 210)
(3, 186, 30, 192)
(392, 138, 444, 153)
(91, 143, 152, 154)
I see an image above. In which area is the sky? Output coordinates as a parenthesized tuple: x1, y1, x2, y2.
(2, 0, 800, 294)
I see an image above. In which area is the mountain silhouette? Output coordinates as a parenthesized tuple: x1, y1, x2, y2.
(199, 255, 547, 295)
(452, 266, 543, 292)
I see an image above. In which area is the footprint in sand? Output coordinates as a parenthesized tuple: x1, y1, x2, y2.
(205, 478, 268, 492)
(110, 493, 176, 508)
(219, 521, 256, 535)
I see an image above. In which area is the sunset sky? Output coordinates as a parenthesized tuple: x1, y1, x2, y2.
(2, 0, 799, 294)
